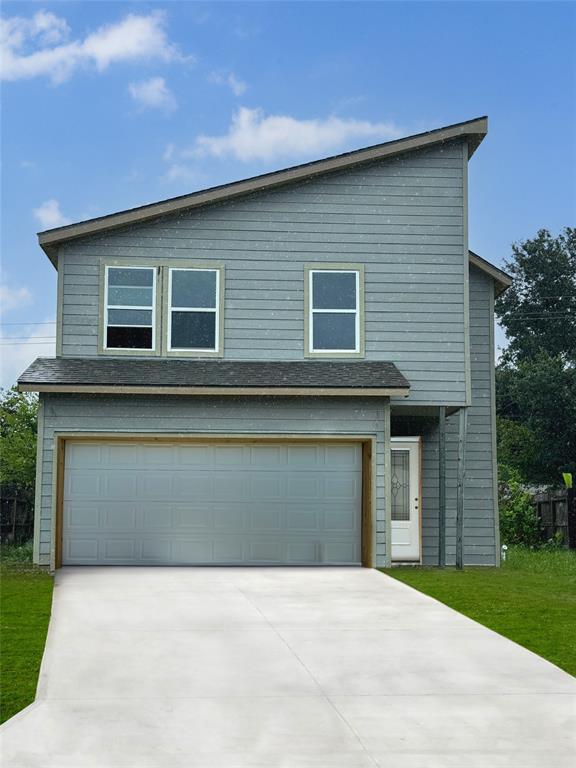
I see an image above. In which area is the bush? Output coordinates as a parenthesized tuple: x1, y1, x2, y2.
(1, 540, 34, 565)
(499, 468, 544, 547)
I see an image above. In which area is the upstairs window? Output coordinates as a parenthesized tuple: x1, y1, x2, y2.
(168, 268, 220, 352)
(309, 269, 361, 354)
(105, 266, 156, 350)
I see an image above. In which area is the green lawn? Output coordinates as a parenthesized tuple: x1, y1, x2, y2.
(0, 548, 54, 724)
(383, 547, 576, 677)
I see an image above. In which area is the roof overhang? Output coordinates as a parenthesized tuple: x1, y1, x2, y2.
(18, 383, 409, 397)
(18, 358, 410, 398)
(468, 250, 512, 295)
(38, 116, 488, 266)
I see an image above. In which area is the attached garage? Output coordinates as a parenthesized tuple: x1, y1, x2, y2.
(62, 440, 366, 566)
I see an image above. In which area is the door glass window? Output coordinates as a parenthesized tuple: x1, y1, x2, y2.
(391, 450, 410, 521)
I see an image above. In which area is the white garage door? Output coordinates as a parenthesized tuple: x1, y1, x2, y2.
(63, 441, 362, 565)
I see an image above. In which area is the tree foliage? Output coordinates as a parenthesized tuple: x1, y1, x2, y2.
(496, 227, 576, 365)
(496, 354, 576, 483)
(495, 228, 576, 486)
(499, 467, 543, 547)
(0, 387, 38, 494)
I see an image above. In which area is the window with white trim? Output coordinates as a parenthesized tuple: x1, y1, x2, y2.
(105, 266, 156, 350)
(168, 268, 219, 351)
(309, 269, 360, 353)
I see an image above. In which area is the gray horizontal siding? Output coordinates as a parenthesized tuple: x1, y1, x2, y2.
(59, 141, 467, 405)
(36, 395, 386, 568)
(419, 266, 497, 565)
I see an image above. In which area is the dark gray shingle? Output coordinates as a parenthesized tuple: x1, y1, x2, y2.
(18, 357, 409, 391)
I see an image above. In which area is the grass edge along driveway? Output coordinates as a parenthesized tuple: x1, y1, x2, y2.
(0, 563, 54, 724)
(383, 547, 576, 677)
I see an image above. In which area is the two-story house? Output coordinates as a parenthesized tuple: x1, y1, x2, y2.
(18, 116, 511, 570)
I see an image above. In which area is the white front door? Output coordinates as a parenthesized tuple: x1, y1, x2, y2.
(391, 438, 421, 562)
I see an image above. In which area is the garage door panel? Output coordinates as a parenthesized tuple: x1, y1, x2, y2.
(287, 509, 320, 531)
(323, 475, 361, 500)
(65, 503, 100, 528)
(249, 445, 283, 467)
(214, 539, 244, 562)
(104, 539, 135, 560)
(63, 441, 362, 565)
(66, 472, 101, 498)
(67, 538, 98, 561)
(66, 443, 102, 468)
(174, 539, 213, 562)
(102, 506, 137, 530)
(213, 506, 247, 530)
(324, 508, 358, 531)
(251, 508, 282, 531)
(287, 475, 319, 498)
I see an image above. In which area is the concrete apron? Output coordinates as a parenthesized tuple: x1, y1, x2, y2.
(1, 566, 575, 767)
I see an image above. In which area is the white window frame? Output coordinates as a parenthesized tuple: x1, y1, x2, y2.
(308, 269, 361, 354)
(104, 265, 157, 352)
(167, 267, 220, 353)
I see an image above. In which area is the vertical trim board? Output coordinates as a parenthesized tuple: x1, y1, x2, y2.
(383, 399, 392, 567)
(489, 282, 501, 563)
(32, 398, 45, 565)
(462, 142, 472, 405)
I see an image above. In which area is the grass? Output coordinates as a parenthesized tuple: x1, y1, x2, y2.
(383, 547, 576, 677)
(0, 543, 54, 724)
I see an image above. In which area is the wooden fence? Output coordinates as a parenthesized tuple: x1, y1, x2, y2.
(534, 489, 576, 548)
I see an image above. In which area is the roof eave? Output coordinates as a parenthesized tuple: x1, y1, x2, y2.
(468, 250, 513, 296)
(18, 383, 410, 397)
(38, 116, 488, 266)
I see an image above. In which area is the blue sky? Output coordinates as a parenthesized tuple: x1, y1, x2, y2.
(1, 1, 575, 386)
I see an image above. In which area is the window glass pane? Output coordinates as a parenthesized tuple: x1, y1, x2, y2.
(108, 268, 153, 287)
(108, 286, 153, 307)
(312, 272, 356, 310)
(391, 451, 411, 521)
(172, 270, 217, 309)
(107, 326, 152, 349)
(171, 311, 216, 349)
(108, 309, 152, 327)
(312, 312, 356, 350)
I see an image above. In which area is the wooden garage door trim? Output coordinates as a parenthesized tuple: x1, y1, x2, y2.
(53, 433, 375, 569)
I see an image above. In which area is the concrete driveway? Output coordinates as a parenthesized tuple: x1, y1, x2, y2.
(1, 567, 575, 767)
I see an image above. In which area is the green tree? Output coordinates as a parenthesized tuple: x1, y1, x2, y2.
(496, 416, 539, 480)
(0, 387, 38, 494)
(496, 355, 576, 483)
(495, 227, 576, 365)
(495, 229, 576, 485)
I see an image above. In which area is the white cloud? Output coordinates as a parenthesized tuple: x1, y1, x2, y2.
(192, 107, 402, 162)
(0, 319, 56, 388)
(162, 163, 206, 186)
(1, 10, 188, 84)
(163, 143, 176, 162)
(0, 283, 32, 315)
(209, 70, 247, 96)
(129, 76, 177, 112)
(33, 199, 71, 230)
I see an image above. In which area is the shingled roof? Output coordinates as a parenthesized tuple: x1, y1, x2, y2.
(18, 358, 410, 397)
